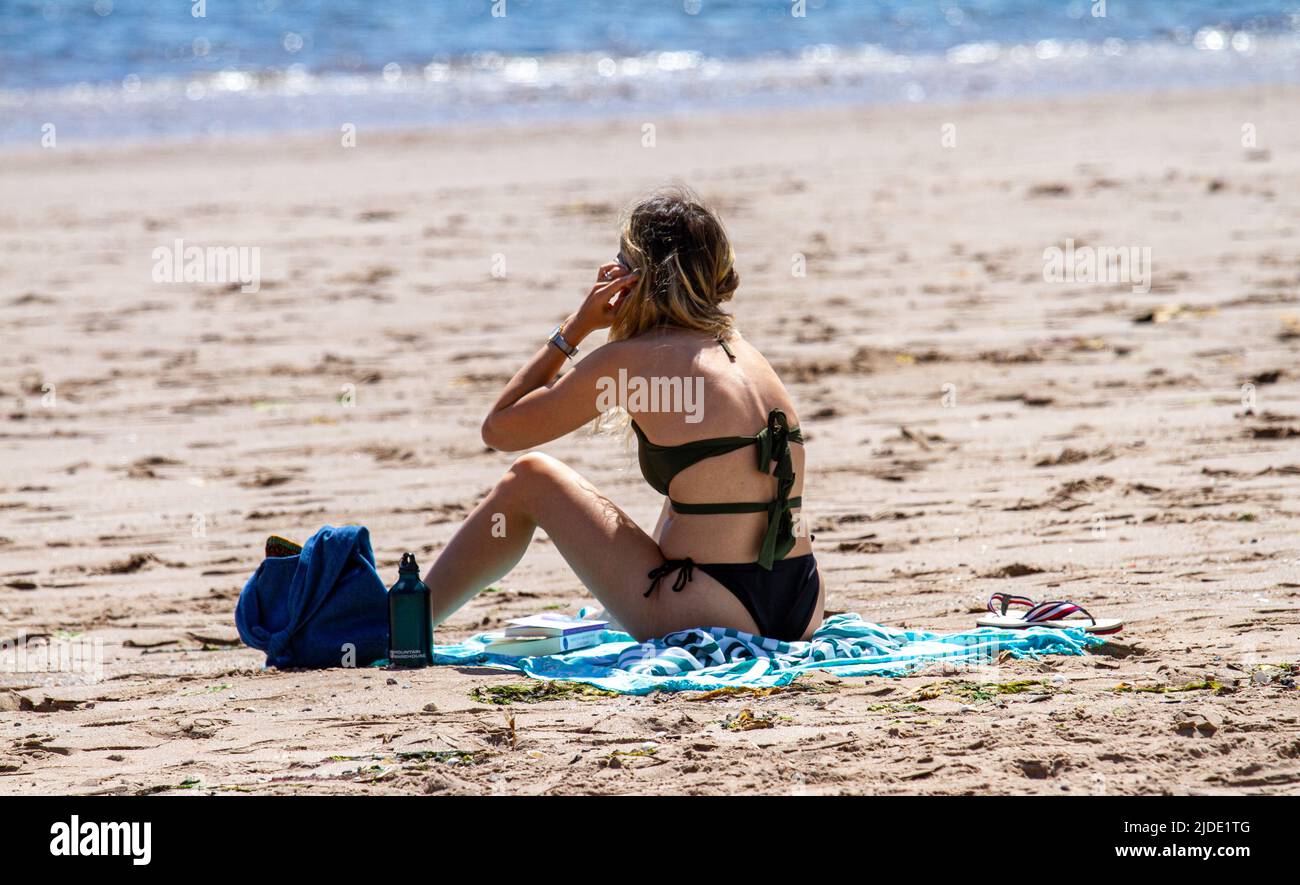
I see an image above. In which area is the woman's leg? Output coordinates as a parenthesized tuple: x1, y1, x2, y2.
(423, 452, 759, 642)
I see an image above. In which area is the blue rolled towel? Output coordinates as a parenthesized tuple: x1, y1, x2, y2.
(235, 524, 389, 669)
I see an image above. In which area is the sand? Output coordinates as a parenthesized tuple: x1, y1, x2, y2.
(1, 85, 1299, 795)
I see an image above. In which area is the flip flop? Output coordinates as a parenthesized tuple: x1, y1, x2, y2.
(977, 592, 1123, 635)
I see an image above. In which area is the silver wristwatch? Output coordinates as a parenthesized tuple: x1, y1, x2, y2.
(548, 324, 578, 359)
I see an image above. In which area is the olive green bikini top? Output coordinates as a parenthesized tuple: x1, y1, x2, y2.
(630, 338, 803, 570)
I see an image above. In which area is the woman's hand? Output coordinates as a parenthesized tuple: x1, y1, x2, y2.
(564, 262, 639, 342)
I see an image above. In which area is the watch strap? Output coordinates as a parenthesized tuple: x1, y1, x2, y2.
(548, 324, 578, 359)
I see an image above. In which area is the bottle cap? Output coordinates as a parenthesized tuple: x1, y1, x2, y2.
(399, 552, 419, 573)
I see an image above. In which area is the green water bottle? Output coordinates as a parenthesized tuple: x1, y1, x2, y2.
(387, 553, 433, 668)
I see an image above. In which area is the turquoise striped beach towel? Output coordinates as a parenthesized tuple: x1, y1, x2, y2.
(430, 613, 1105, 695)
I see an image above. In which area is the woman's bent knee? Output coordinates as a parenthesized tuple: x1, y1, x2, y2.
(507, 452, 562, 482)
(498, 453, 569, 505)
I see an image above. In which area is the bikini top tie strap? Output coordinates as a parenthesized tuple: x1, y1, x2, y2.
(755, 409, 794, 477)
(754, 408, 799, 570)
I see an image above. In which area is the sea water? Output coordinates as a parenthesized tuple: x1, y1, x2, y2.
(2, 0, 1298, 143)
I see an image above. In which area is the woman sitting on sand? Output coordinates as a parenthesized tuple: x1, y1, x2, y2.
(424, 187, 821, 643)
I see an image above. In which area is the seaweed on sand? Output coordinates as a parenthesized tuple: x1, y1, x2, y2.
(470, 681, 617, 706)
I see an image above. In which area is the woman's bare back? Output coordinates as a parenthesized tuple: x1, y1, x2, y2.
(616, 329, 810, 564)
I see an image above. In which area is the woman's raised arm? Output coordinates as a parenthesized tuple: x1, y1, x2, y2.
(481, 263, 638, 451)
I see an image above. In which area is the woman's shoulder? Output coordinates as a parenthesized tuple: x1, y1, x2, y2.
(591, 327, 765, 378)
(592, 328, 691, 361)
(586, 334, 646, 367)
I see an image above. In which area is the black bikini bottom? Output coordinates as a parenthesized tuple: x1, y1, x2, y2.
(644, 553, 821, 642)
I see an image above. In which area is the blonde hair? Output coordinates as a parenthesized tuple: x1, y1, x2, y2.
(597, 187, 739, 440)
(608, 186, 738, 343)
